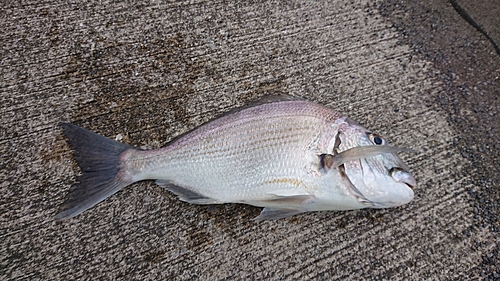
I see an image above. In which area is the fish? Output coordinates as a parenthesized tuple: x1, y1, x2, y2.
(55, 95, 416, 221)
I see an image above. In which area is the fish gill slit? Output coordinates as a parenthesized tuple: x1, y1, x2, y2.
(333, 131, 341, 155)
(337, 164, 370, 204)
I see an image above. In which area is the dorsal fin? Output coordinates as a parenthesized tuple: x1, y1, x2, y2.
(219, 94, 305, 118)
(162, 95, 306, 148)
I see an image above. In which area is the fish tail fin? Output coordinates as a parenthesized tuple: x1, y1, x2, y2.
(55, 123, 137, 221)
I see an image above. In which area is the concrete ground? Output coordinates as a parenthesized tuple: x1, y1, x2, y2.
(1, 0, 498, 280)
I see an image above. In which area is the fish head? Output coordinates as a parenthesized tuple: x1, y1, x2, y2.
(333, 118, 415, 208)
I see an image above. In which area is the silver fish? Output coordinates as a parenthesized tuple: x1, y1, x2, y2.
(55, 95, 416, 221)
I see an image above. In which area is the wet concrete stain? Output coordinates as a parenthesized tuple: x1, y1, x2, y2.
(379, 0, 499, 278)
(62, 32, 206, 146)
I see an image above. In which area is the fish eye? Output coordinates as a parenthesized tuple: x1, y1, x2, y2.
(368, 133, 385, 145)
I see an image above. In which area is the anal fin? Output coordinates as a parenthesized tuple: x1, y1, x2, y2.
(155, 180, 220, 204)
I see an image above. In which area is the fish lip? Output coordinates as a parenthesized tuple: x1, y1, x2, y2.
(390, 167, 416, 189)
(404, 182, 415, 190)
(404, 182, 415, 189)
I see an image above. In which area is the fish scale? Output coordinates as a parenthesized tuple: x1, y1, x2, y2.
(136, 117, 326, 201)
(55, 95, 416, 220)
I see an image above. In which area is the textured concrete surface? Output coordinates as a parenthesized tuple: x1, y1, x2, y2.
(454, 0, 500, 53)
(1, 0, 498, 280)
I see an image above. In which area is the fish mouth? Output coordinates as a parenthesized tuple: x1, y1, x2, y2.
(390, 167, 416, 189)
(404, 182, 415, 189)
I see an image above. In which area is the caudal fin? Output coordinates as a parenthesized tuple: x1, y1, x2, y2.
(55, 123, 137, 220)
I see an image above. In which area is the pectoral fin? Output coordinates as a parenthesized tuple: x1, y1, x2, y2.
(266, 189, 310, 197)
(260, 194, 312, 205)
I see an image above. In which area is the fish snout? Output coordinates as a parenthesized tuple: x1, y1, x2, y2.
(389, 167, 416, 189)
